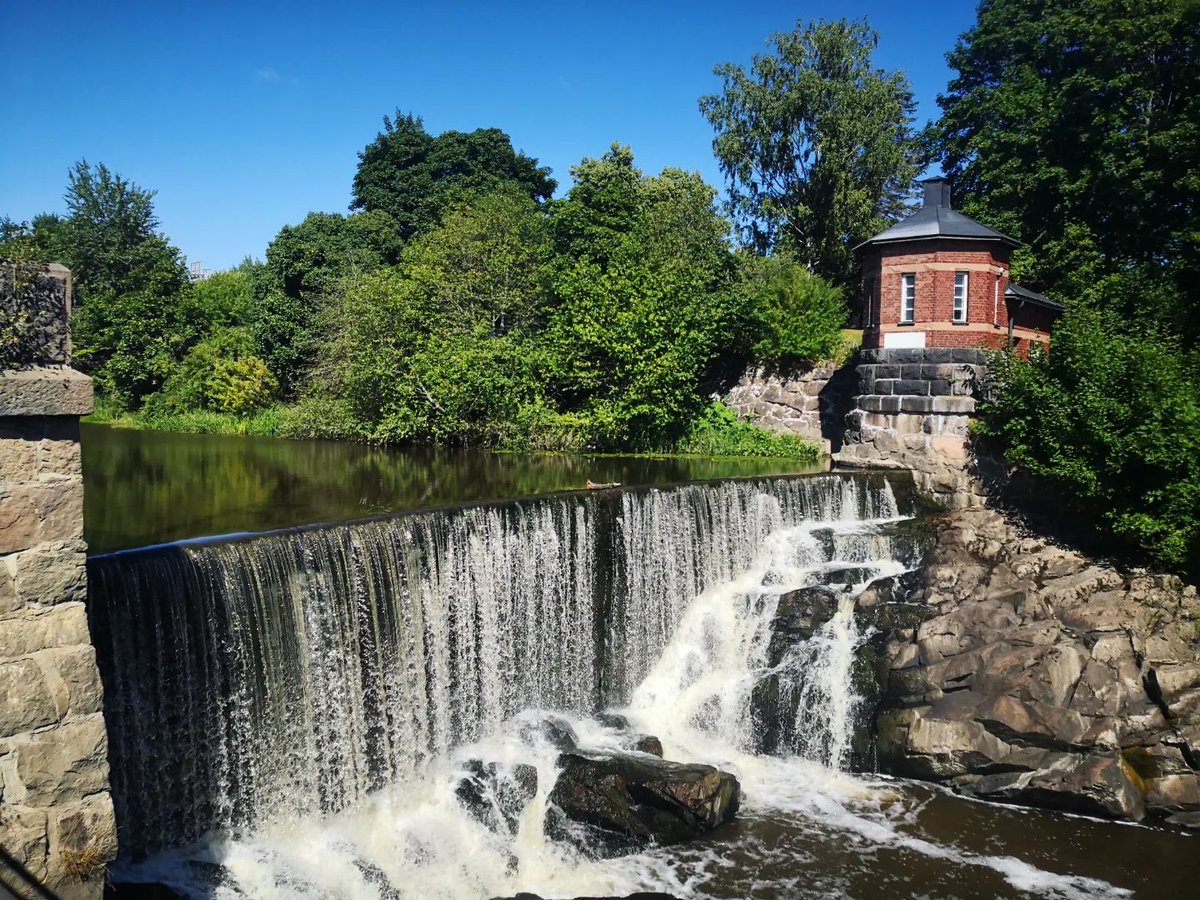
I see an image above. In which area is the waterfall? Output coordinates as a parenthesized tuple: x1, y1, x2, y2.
(88, 473, 918, 867)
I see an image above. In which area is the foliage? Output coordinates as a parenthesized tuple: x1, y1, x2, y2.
(700, 18, 923, 287)
(738, 254, 848, 365)
(544, 150, 747, 449)
(251, 210, 402, 396)
(977, 307, 1200, 575)
(307, 193, 555, 446)
(676, 401, 821, 460)
(352, 111, 556, 240)
(930, 0, 1200, 343)
(0, 162, 193, 406)
(156, 328, 277, 417)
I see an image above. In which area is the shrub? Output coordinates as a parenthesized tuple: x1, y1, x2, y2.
(742, 255, 848, 366)
(676, 401, 821, 461)
(978, 307, 1200, 575)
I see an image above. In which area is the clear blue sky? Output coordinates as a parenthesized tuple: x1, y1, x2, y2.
(1, 1, 978, 272)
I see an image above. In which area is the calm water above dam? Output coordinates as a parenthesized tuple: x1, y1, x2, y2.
(80, 423, 824, 554)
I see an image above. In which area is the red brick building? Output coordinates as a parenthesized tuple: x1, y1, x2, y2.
(857, 177, 1063, 352)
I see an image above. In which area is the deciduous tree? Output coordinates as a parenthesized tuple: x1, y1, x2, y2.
(700, 19, 922, 287)
(352, 111, 556, 240)
(931, 0, 1200, 342)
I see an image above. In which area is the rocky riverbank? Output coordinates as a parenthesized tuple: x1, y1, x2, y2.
(871, 507, 1200, 826)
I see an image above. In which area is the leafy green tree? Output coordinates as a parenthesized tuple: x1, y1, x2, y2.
(156, 327, 276, 417)
(252, 209, 401, 396)
(545, 150, 745, 448)
(740, 255, 847, 365)
(700, 18, 922, 287)
(931, 0, 1200, 342)
(405, 191, 553, 335)
(15, 161, 193, 405)
(306, 192, 555, 445)
(352, 111, 556, 240)
(978, 308, 1200, 575)
(549, 144, 642, 265)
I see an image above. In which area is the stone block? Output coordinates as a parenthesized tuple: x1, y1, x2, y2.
(898, 396, 934, 414)
(931, 396, 976, 415)
(0, 805, 50, 880)
(895, 379, 930, 396)
(0, 479, 84, 552)
(31, 646, 104, 719)
(874, 379, 897, 395)
(0, 429, 38, 482)
(874, 365, 900, 379)
(0, 559, 16, 616)
(10, 541, 87, 606)
(11, 715, 109, 807)
(950, 349, 988, 365)
(0, 603, 91, 658)
(39, 433, 82, 479)
(0, 369, 93, 417)
(927, 379, 953, 396)
(898, 364, 924, 380)
(46, 793, 117, 893)
(0, 658, 61, 737)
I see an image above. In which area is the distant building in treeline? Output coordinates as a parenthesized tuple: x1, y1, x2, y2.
(855, 177, 1063, 353)
(188, 261, 212, 283)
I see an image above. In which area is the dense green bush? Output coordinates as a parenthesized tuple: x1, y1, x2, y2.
(675, 401, 821, 460)
(740, 254, 848, 365)
(978, 307, 1200, 575)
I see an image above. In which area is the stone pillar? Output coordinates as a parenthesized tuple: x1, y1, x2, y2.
(834, 348, 990, 508)
(0, 261, 115, 899)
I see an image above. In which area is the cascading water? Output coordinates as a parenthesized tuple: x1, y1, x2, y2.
(89, 474, 1134, 900)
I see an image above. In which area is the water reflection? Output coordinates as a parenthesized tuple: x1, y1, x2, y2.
(81, 424, 825, 554)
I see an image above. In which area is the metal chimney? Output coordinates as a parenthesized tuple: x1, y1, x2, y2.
(921, 177, 952, 208)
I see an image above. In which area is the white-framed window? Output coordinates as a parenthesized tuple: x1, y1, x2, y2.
(953, 271, 969, 322)
(900, 273, 916, 323)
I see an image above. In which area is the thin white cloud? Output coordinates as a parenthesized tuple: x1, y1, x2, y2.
(254, 68, 296, 84)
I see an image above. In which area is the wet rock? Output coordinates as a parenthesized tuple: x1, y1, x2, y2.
(520, 715, 579, 752)
(623, 734, 664, 757)
(455, 760, 538, 835)
(595, 711, 631, 730)
(545, 752, 740, 858)
(874, 506, 1200, 825)
(967, 753, 1145, 820)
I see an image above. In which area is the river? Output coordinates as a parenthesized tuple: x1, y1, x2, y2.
(82, 426, 1195, 899)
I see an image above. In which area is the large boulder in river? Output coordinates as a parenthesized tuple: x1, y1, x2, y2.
(545, 752, 740, 857)
(873, 507, 1200, 825)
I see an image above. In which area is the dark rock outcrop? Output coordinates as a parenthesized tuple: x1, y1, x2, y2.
(520, 716, 579, 752)
(874, 508, 1200, 825)
(545, 752, 740, 857)
(752, 586, 838, 753)
(454, 760, 538, 835)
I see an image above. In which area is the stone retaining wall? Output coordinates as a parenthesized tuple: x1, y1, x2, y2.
(0, 262, 114, 899)
(835, 349, 988, 507)
(722, 363, 856, 453)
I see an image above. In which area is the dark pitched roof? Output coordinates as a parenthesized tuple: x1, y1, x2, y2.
(855, 204, 1021, 250)
(1005, 282, 1066, 313)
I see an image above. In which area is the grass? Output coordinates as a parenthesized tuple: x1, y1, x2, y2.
(85, 397, 294, 438)
(674, 401, 823, 462)
(85, 397, 825, 463)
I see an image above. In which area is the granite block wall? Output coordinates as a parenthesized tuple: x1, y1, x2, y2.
(0, 261, 114, 900)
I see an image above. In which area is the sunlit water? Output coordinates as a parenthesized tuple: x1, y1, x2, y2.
(89, 474, 1195, 899)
